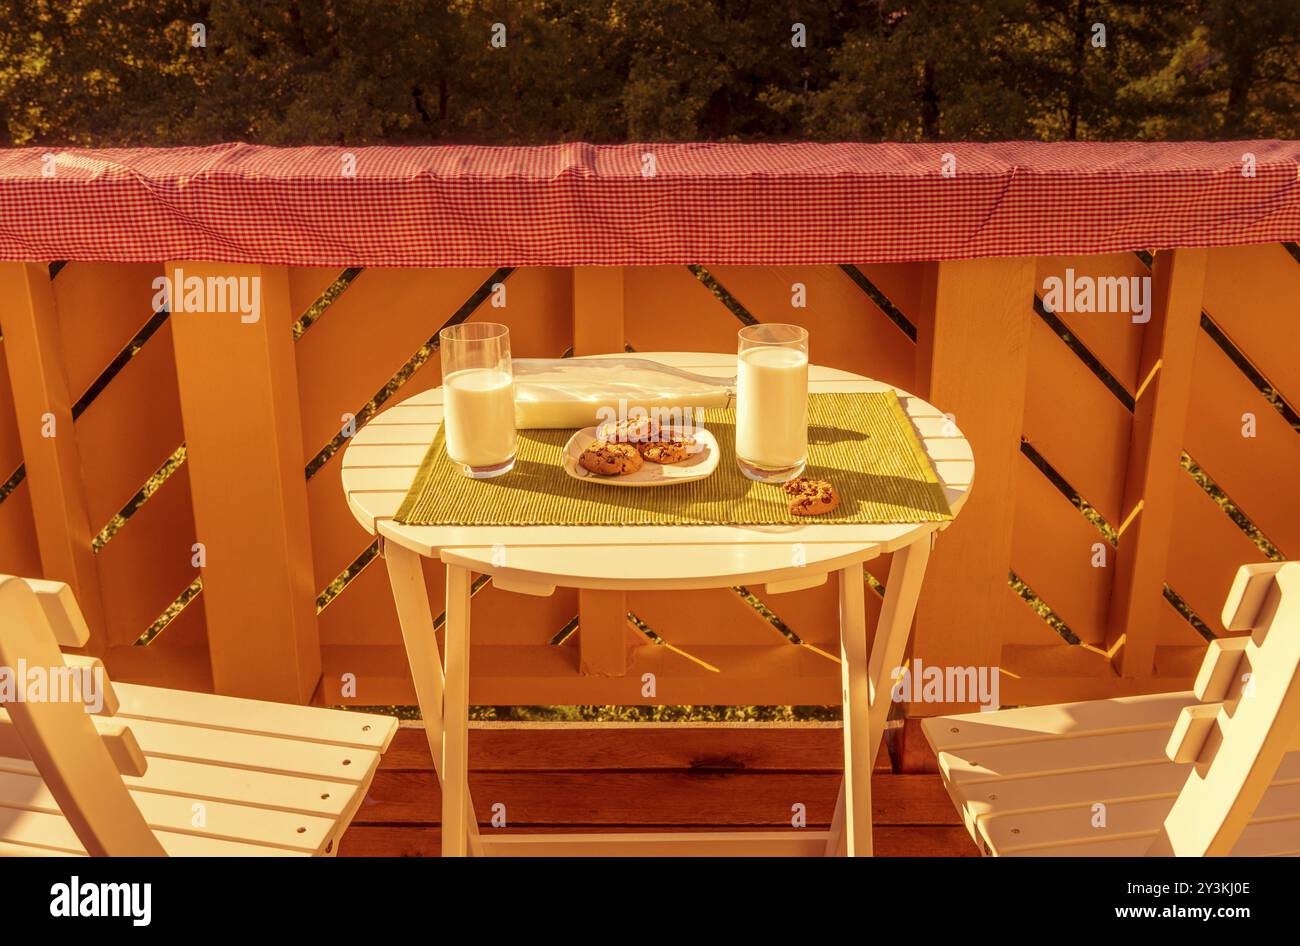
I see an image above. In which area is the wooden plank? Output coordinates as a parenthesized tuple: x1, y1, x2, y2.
(102, 643, 213, 693)
(0, 480, 44, 583)
(577, 589, 634, 676)
(358, 770, 957, 826)
(0, 337, 25, 475)
(1034, 254, 1149, 394)
(286, 267, 344, 324)
(13, 577, 88, 648)
(168, 262, 320, 701)
(49, 261, 164, 400)
(849, 262, 926, 333)
(938, 728, 1175, 784)
(912, 257, 1036, 700)
(0, 808, 313, 857)
(0, 767, 340, 853)
(1186, 326, 1300, 557)
(708, 265, 916, 391)
(924, 689, 1194, 751)
(320, 640, 844, 705)
(628, 586, 784, 647)
(624, 266, 744, 354)
(1108, 248, 1208, 677)
(0, 711, 146, 777)
(1167, 471, 1270, 637)
(0, 262, 108, 649)
(748, 566, 861, 648)
(998, 670, 1195, 706)
(339, 824, 978, 857)
(480, 831, 833, 856)
(293, 267, 491, 463)
(94, 464, 201, 648)
(308, 461, 387, 592)
(111, 679, 395, 750)
(470, 581, 578, 646)
(485, 267, 573, 357)
(1023, 313, 1132, 528)
(379, 722, 850, 771)
(571, 266, 630, 677)
(74, 317, 185, 536)
(1202, 243, 1300, 408)
(1010, 452, 1113, 646)
(572, 266, 624, 355)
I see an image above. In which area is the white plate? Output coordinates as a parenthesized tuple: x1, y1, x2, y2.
(561, 427, 719, 487)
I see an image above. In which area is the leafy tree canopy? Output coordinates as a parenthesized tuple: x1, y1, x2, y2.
(1, 0, 1295, 146)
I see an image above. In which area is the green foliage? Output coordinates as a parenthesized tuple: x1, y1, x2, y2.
(1, 1, 1295, 145)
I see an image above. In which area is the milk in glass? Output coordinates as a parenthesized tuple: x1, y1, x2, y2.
(735, 345, 808, 471)
(444, 368, 517, 468)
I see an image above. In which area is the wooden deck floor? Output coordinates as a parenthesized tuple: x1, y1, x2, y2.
(339, 722, 978, 856)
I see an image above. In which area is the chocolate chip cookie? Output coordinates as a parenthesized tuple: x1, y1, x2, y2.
(638, 435, 698, 464)
(597, 415, 659, 444)
(782, 477, 840, 516)
(579, 440, 643, 476)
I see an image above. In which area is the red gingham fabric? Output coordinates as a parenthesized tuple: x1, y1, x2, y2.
(0, 142, 1296, 266)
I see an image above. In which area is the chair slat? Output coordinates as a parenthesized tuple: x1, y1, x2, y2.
(1166, 703, 1221, 763)
(117, 716, 382, 784)
(61, 654, 118, 715)
(122, 757, 359, 818)
(0, 767, 340, 853)
(921, 691, 1195, 752)
(0, 711, 147, 777)
(937, 727, 1175, 784)
(0, 807, 312, 857)
(953, 748, 1300, 829)
(110, 681, 396, 751)
(21, 579, 90, 648)
(1193, 636, 1250, 702)
(981, 780, 1300, 856)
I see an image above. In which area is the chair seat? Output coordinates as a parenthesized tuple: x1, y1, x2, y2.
(922, 691, 1300, 856)
(0, 681, 396, 856)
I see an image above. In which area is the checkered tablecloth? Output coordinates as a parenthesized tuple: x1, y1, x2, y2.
(0, 141, 1296, 266)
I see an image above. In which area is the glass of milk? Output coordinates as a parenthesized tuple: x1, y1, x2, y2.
(439, 322, 517, 478)
(735, 323, 809, 483)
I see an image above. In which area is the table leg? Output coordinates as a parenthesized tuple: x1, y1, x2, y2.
(384, 543, 481, 856)
(826, 535, 934, 856)
(441, 563, 473, 857)
(835, 560, 874, 857)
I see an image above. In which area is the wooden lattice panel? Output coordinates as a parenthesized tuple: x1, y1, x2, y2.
(0, 248, 1292, 711)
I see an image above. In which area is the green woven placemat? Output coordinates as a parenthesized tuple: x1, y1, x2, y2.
(394, 392, 951, 526)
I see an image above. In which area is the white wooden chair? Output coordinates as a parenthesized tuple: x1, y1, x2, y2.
(0, 574, 397, 856)
(923, 562, 1300, 856)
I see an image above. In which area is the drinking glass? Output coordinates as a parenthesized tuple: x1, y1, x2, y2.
(439, 322, 516, 478)
(734, 323, 809, 482)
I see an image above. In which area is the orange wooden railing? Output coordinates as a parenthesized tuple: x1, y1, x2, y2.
(0, 248, 1295, 712)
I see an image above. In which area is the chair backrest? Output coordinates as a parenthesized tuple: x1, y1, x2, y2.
(1148, 561, 1300, 856)
(0, 575, 164, 855)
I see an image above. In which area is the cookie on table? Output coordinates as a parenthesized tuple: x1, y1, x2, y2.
(597, 415, 659, 444)
(782, 477, 840, 516)
(580, 440, 643, 476)
(638, 435, 698, 465)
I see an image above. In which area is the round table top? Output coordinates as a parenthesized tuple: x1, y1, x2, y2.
(341, 352, 973, 591)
